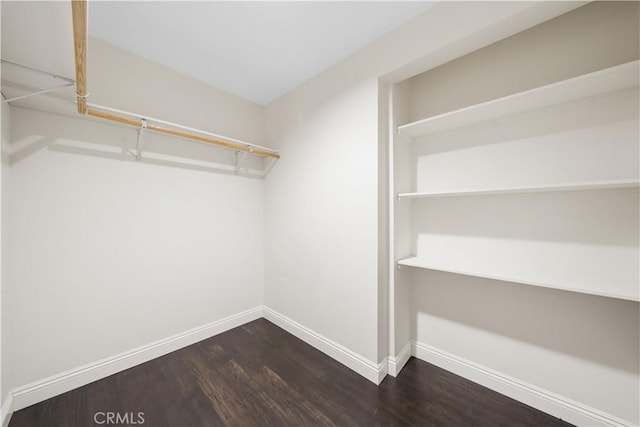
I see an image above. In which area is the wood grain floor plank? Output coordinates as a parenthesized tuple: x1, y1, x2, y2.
(9, 319, 573, 427)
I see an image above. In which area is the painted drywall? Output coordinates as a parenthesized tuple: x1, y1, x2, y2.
(377, 83, 390, 362)
(408, 2, 640, 123)
(263, 1, 582, 366)
(2, 34, 270, 396)
(389, 79, 414, 361)
(412, 272, 640, 423)
(0, 102, 9, 412)
(0, 1, 75, 82)
(265, 76, 381, 363)
(404, 2, 640, 423)
(3, 108, 264, 392)
(88, 38, 264, 148)
(0, 8, 4, 414)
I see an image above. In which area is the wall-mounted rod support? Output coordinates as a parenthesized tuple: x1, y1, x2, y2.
(1, 82, 74, 104)
(71, 0, 88, 114)
(235, 147, 253, 174)
(263, 156, 278, 177)
(136, 119, 147, 161)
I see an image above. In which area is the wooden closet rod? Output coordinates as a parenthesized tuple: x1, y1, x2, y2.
(70, 0, 280, 160)
(87, 108, 280, 159)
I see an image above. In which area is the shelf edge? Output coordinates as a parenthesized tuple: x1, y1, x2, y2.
(397, 180, 640, 199)
(397, 257, 640, 302)
(398, 60, 640, 139)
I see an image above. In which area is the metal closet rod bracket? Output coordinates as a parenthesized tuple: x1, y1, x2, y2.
(235, 146, 254, 174)
(1, 58, 76, 104)
(136, 119, 147, 161)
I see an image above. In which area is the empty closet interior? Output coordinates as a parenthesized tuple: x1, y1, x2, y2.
(1, 1, 638, 426)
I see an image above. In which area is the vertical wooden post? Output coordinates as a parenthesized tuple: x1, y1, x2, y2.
(71, 0, 88, 114)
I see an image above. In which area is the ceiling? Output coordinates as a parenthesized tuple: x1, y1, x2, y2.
(88, 1, 435, 105)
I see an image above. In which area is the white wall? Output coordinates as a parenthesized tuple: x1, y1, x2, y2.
(2, 36, 267, 395)
(263, 1, 582, 367)
(0, 5, 4, 413)
(88, 38, 264, 147)
(407, 2, 639, 123)
(377, 83, 390, 362)
(0, 102, 10, 412)
(264, 77, 381, 362)
(4, 108, 264, 393)
(4, 107, 264, 393)
(404, 2, 639, 423)
(390, 80, 413, 359)
(412, 272, 640, 422)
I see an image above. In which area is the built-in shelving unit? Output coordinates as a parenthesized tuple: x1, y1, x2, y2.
(398, 60, 639, 139)
(388, 6, 640, 422)
(397, 179, 640, 199)
(393, 60, 639, 303)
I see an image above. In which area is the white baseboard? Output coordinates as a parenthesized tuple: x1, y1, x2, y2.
(412, 341, 632, 427)
(10, 308, 628, 427)
(376, 358, 389, 384)
(1, 393, 13, 427)
(387, 341, 411, 377)
(12, 306, 264, 412)
(263, 306, 386, 384)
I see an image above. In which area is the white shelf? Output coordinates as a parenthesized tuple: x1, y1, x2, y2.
(397, 179, 640, 199)
(398, 60, 640, 139)
(397, 256, 639, 302)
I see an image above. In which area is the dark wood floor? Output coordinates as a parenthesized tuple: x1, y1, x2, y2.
(10, 319, 573, 426)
